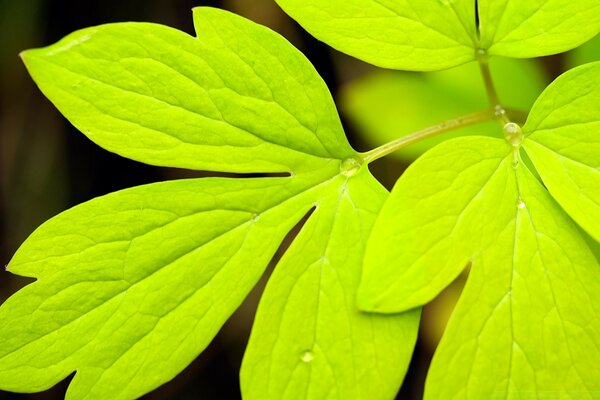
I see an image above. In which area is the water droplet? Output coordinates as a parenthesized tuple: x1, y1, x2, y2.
(495, 105, 506, 117)
(300, 350, 314, 363)
(340, 158, 361, 177)
(517, 200, 526, 210)
(503, 122, 524, 147)
(512, 159, 520, 169)
(476, 48, 487, 57)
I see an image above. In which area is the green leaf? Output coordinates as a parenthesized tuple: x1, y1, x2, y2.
(21, 7, 353, 174)
(340, 57, 546, 160)
(0, 176, 316, 398)
(358, 137, 515, 312)
(479, 0, 600, 58)
(241, 169, 419, 400)
(359, 136, 600, 397)
(3, 7, 418, 399)
(566, 34, 600, 68)
(523, 62, 600, 242)
(275, 0, 477, 71)
(425, 165, 600, 399)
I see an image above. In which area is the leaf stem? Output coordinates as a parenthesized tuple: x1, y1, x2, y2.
(361, 109, 497, 164)
(477, 50, 517, 126)
(477, 50, 500, 107)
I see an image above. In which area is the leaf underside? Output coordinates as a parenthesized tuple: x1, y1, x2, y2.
(275, 0, 600, 70)
(1, 7, 418, 400)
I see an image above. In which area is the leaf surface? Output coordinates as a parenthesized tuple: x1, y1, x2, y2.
(21, 7, 353, 174)
(3, 7, 418, 400)
(425, 164, 600, 399)
(0, 176, 323, 399)
(479, 0, 600, 58)
(241, 169, 419, 400)
(523, 62, 600, 242)
(359, 136, 600, 397)
(358, 137, 514, 312)
(275, 0, 477, 71)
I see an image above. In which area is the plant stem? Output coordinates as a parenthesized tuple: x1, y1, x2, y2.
(361, 109, 497, 164)
(477, 51, 500, 107)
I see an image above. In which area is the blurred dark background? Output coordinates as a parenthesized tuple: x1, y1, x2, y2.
(0, 0, 597, 399)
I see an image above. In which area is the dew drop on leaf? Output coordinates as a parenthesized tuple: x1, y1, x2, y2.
(340, 158, 361, 177)
(299, 350, 314, 363)
(503, 122, 524, 147)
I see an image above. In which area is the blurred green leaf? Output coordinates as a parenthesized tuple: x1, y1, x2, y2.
(566, 34, 600, 68)
(340, 57, 546, 160)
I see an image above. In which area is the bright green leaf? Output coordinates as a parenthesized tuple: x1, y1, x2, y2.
(0, 174, 338, 398)
(359, 133, 600, 397)
(241, 169, 419, 400)
(523, 62, 600, 242)
(21, 7, 353, 174)
(2, 7, 419, 400)
(275, 0, 477, 71)
(340, 57, 546, 160)
(425, 164, 600, 399)
(358, 137, 514, 312)
(479, 0, 600, 58)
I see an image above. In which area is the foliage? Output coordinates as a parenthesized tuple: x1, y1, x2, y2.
(1, 1, 600, 399)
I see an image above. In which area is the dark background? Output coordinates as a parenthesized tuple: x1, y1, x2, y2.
(0, 0, 594, 399)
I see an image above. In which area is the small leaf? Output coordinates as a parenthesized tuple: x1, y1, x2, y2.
(425, 165, 600, 398)
(241, 169, 419, 400)
(21, 7, 353, 174)
(479, 0, 600, 58)
(358, 137, 514, 312)
(340, 57, 546, 160)
(275, 0, 477, 71)
(523, 62, 600, 242)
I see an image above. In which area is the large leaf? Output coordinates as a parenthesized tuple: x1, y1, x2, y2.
(340, 57, 546, 160)
(523, 62, 600, 242)
(478, 0, 600, 58)
(0, 176, 317, 398)
(275, 0, 477, 71)
(1, 7, 418, 400)
(21, 7, 353, 174)
(426, 165, 600, 398)
(359, 136, 600, 397)
(241, 169, 420, 400)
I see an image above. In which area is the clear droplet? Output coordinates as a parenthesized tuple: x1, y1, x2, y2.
(300, 350, 314, 363)
(503, 122, 524, 147)
(517, 200, 526, 210)
(495, 105, 506, 117)
(340, 158, 361, 177)
(512, 159, 520, 169)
